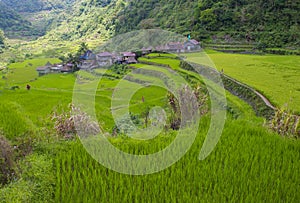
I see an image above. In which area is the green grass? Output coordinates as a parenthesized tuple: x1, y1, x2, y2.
(1, 56, 299, 202)
(53, 117, 300, 202)
(4, 58, 61, 87)
(184, 51, 300, 112)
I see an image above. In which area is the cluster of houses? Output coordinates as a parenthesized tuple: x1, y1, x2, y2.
(36, 62, 74, 76)
(156, 39, 201, 53)
(36, 39, 201, 76)
(78, 50, 139, 70)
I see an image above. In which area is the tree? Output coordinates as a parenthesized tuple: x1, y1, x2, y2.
(0, 29, 5, 47)
(77, 42, 89, 56)
(200, 8, 218, 30)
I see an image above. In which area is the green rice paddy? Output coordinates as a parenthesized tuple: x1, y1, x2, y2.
(0, 54, 299, 202)
(184, 51, 300, 112)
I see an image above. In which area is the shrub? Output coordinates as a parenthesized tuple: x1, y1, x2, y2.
(269, 108, 300, 138)
(52, 104, 100, 139)
(0, 133, 15, 185)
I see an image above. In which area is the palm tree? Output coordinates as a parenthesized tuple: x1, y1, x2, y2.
(77, 42, 89, 56)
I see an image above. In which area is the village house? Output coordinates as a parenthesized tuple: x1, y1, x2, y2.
(114, 56, 124, 65)
(61, 63, 74, 73)
(80, 50, 96, 60)
(141, 47, 153, 55)
(154, 39, 201, 53)
(121, 52, 138, 64)
(36, 61, 52, 76)
(122, 52, 136, 60)
(155, 45, 168, 52)
(126, 57, 138, 64)
(96, 52, 113, 67)
(79, 60, 98, 70)
(184, 39, 201, 51)
(166, 42, 185, 53)
(50, 64, 63, 73)
(78, 50, 98, 69)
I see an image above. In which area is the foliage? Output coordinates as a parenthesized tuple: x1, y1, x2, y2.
(0, 134, 15, 185)
(270, 108, 300, 138)
(0, 0, 77, 38)
(114, 0, 300, 47)
(0, 2, 32, 33)
(52, 104, 100, 139)
(0, 154, 55, 203)
(109, 64, 129, 75)
(0, 30, 5, 48)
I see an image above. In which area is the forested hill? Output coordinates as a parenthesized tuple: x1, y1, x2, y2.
(0, 1, 32, 32)
(1, 0, 77, 13)
(0, 0, 299, 47)
(114, 0, 300, 47)
(0, 0, 77, 37)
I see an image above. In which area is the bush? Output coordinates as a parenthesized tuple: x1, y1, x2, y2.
(52, 104, 100, 139)
(269, 109, 300, 138)
(0, 134, 15, 185)
(0, 154, 55, 202)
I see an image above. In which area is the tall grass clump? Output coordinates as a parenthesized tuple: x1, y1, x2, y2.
(0, 133, 15, 185)
(270, 108, 300, 138)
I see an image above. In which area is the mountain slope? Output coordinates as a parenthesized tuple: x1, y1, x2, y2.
(0, 1, 32, 32)
(114, 0, 300, 47)
(41, 0, 126, 41)
(1, 0, 77, 13)
(0, 0, 77, 37)
(1, 0, 299, 48)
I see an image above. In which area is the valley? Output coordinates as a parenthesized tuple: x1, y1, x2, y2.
(0, 0, 299, 202)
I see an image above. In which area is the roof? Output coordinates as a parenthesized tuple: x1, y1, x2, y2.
(61, 65, 72, 72)
(80, 50, 96, 60)
(51, 66, 61, 70)
(45, 61, 52, 67)
(167, 42, 182, 46)
(36, 66, 50, 71)
(166, 42, 184, 50)
(189, 39, 200, 45)
(127, 57, 138, 64)
(122, 52, 136, 57)
(97, 52, 113, 57)
(141, 47, 153, 51)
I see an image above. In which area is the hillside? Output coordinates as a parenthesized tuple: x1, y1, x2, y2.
(114, 0, 300, 47)
(1, 0, 299, 48)
(1, 0, 76, 13)
(0, 1, 32, 33)
(0, 0, 77, 38)
(39, 0, 125, 41)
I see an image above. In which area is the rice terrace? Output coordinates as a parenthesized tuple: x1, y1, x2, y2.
(0, 0, 300, 202)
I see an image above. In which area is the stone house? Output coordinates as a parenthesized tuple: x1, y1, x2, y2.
(184, 39, 201, 51)
(96, 52, 113, 67)
(36, 61, 52, 76)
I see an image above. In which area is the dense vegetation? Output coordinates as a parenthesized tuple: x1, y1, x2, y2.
(115, 0, 300, 47)
(0, 30, 5, 49)
(1, 0, 76, 13)
(0, 2, 32, 33)
(1, 0, 299, 48)
(0, 0, 77, 37)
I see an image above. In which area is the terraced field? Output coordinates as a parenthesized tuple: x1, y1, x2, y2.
(1, 56, 300, 202)
(184, 51, 300, 113)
